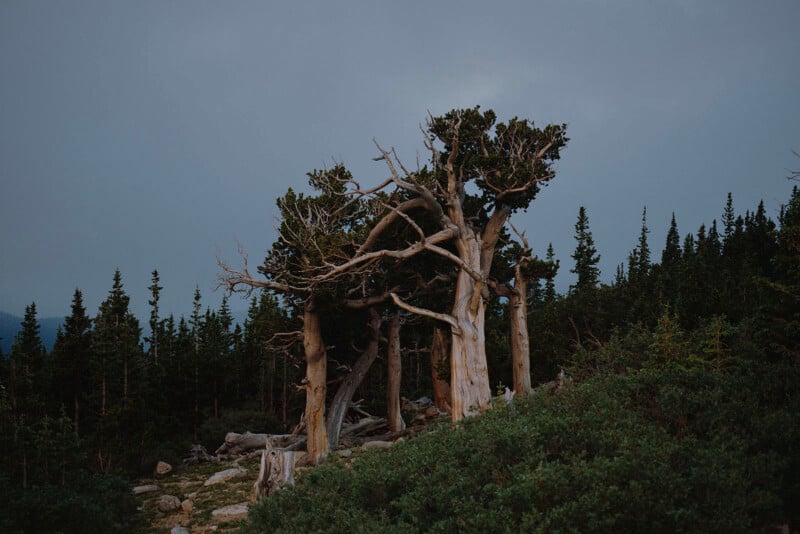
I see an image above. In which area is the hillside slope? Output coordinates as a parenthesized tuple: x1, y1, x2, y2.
(240, 359, 800, 533)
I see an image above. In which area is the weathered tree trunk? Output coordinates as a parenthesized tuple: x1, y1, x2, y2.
(510, 264, 532, 397)
(326, 308, 381, 450)
(251, 442, 295, 503)
(449, 245, 492, 421)
(303, 301, 328, 465)
(430, 326, 451, 413)
(386, 312, 406, 432)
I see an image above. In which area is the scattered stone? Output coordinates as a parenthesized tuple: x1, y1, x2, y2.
(362, 440, 393, 449)
(337, 448, 353, 458)
(171, 527, 190, 534)
(181, 499, 194, 513)
(132, 484, 160, 495)
(204, 467, 247, 486)
(155, 461, 173, 476)
(157, 494, 182, 513)
(211, 502, 249, 520)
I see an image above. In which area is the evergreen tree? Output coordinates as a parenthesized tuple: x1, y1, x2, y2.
(147, 270, 163, 365)
(7, 303, 46, 487)
(543, 243, 558, 303)
(50, 289, 92, 435)
(723, 192, 736, 240)
(661, 213, 682, 268)
(636, 206, 651, 276)
(90, 270, 143, 472)
(570, 206, 600, 293)
(9, 303, 46, 420)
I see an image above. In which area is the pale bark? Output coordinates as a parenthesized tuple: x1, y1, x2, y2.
(386, 312, 406, 432)
(449, 267, 492, 420)
(509, 263, 532, 397)
(430, 326, 451, 413)
(303, 301, 328, 465)
(251, 442, 295, 503)
(326, 308, 381, 450)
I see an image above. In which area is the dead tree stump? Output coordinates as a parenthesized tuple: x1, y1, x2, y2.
(251, 442, 295, 503)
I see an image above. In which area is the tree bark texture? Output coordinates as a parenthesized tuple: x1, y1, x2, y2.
(510, 264, 532, 397)
(386, 312, 406, 432)
(449, 244, 492, 421)
(326, 308, 381, 450)
(303, 301, 328, 465)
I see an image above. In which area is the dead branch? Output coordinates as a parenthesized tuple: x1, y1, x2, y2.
(389, 292, 461, 334)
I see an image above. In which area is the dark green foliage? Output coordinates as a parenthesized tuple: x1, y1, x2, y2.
(0, 471, 141, 533)
(242, 356, 800, 533)
(570, 206, 600, 293)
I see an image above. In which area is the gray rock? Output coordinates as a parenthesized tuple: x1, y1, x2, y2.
(337, 448, 353, 458)
(204, 467, 247, 486)
(132, 484, 159, 495)
(157, 494, 182, 513)
(155, 461, 173, 476)
(171, 527, 191, 534)
(362, 440, 393, 449)
(211, 502, 248, 520)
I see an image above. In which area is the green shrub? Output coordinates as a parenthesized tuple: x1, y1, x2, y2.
(240, 359, 800, 533)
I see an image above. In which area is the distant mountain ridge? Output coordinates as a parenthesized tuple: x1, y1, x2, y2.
(0, 311, 62, 354)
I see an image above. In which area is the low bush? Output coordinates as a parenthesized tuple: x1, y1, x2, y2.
(241, 359, 800, 533)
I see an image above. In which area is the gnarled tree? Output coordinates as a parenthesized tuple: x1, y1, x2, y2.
(316, 107, 567, 420)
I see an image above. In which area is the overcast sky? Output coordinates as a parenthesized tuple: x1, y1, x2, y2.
(1, 1, 798, 322)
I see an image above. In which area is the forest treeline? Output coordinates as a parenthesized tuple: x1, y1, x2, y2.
(1, 107, 798, 531)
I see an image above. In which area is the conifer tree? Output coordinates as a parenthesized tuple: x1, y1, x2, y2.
(8, 303, 46, 487)
(90, 270, 142, 472)
(147, 270, 163, 366)
(570, 206, 600, 293)
(637, 207, 651, 276)
(543, 243, 558, 303)
(723, 192, 736, 240)
(661, 213, 682, 268)
(50, 289, 92, 435)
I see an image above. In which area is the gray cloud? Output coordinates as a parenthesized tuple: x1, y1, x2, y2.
(1, 0, 798, 321)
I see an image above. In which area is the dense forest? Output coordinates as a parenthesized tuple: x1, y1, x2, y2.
(1, 108, 798, 532)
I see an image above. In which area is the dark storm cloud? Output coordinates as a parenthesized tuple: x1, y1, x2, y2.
(1, 0, 798, 321)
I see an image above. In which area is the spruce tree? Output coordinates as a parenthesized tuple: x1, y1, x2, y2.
(50, 289, 92, 435)
(8, 303, 46, 487)
(637, 207, 651, 276)
(147, 270, 163, 366)
(543, 243, 558, 303)
(570, 206, 600, 293)
(661, 213, 682, 268)
(90, 270, 142, 472)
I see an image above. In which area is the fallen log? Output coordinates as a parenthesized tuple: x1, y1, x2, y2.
(215, 432, 299, 456)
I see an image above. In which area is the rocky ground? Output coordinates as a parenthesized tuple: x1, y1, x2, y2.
(131, 399, 446, 533)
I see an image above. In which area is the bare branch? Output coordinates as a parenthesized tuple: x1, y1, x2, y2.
(389, 293, 461, 335)
(316, 225, 458, 283)
(344, 286, 401, 309)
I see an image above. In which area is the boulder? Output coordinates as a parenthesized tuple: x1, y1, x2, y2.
(211, 502, 248, 520)
(204, 467, 246, 486)
(157, 494, 182, 513)
(155, 461, 173, 476)
(362, 440, 393, 450)
(181, 499, 194, 513)
(171, 527, 190, 534)
(132, 484, 159, 495)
